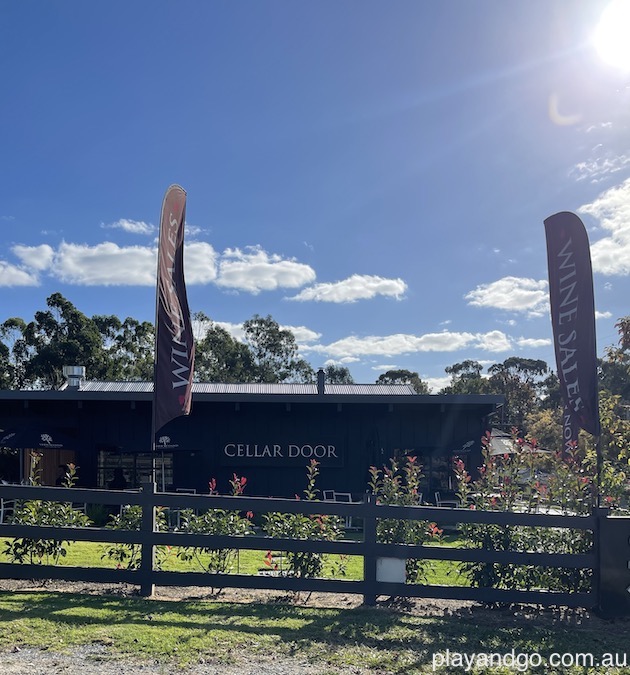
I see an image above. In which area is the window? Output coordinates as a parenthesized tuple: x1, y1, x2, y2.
(97, 448, 173, 490)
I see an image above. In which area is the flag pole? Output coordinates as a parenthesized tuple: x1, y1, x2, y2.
(151, 185, 195, 492)
(150, 192, 165, 488)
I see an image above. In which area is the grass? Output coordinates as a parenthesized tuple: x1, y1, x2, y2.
(0, 590, 628, 673)
(1, 535, 627, 672)
(0, 533, 470, 586)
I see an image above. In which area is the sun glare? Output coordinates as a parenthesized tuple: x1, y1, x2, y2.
(593, 0, 630, 71)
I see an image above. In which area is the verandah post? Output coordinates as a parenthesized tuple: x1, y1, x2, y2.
(139, 481, 157, 597)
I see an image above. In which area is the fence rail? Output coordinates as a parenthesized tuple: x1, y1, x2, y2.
(0, 482, 604, 610)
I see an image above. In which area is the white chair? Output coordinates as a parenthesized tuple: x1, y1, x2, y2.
(174, 488, 197, 528)
(333, 492, 354, 528)
(435, 491, 459, 508)
(0, 497, 15, 524)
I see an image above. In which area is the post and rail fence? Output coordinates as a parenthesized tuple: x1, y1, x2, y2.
(0, 482, 629, 618)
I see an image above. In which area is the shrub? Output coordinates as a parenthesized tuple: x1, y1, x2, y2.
(176, 474, 254, 575)
(101, 504, 169, 570)
(453, 430, 593, 594)
(4, 453, 91, 565)
(263, 460, 343, 579)
(368, 455, 441, 582)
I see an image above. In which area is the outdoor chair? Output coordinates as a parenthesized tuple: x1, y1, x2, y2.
(435, 491, 459, 508)
(0, 497, 14, 524)
(173, 488, 197, 528)
(333, 491, 354, 528)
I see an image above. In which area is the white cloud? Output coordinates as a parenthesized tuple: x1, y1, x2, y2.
(12, 244, 54, 271)
(102, 218, 155, 235)
(372, 364, 399, 372)
(516, 337, 552, 348)
(596, 310, 612, 319)
(287, 325, 322, 344)
(183, 242, 218, 284)
(465, 276, 549, 315)
(9, 240, 217, 287)
(54, 241, 156, 285)
(305, 329, 514, 362)
(570, 155, 630, 183)
(425, 375, 451, 393)
(0, 260, 40, 287)
(578, 178, 630, 275)
(474, 330, 512, 352)
(288, 274, 407, 303)
(195, 319, 321, 347)
(216, 246, 316, 294)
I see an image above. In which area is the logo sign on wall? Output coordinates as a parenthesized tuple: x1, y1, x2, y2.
(219, 441, 344, 468)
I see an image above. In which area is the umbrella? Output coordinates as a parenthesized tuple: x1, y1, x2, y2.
(487, 429, 550, 456)
(0, 427, 76, 451)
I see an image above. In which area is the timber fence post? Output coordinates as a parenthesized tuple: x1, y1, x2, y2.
(363, 492, 378, 606)
(139, 481, 157, 597)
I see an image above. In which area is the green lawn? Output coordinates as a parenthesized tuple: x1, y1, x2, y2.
(0, 590, 628, 673)
(0, 533, 469, 586)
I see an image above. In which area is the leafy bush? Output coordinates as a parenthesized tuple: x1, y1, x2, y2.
(101, 504, 169, 570)
(453, 430, 593, 594)
(4, 453, 91, 565)
(263, 460, 344, 579)
(176, 474, 254, 575)
(368, 455, 441, 582)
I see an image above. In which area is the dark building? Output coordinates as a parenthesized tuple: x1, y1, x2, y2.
(0, 371, 503, 501)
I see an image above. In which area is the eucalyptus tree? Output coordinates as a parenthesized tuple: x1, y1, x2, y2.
(323, 364, 354, 384)
(440, 360, 490, 395)
(486, 357, 549, 428)
(376, 368, 429, 394)
(193, 314, 255, 383)
(92, 314, 155, 381)
(242, 314, 314, 383)
(0, 317, 30, 388)
(22, 293, 109, 389)
(599, 316, 630, 402)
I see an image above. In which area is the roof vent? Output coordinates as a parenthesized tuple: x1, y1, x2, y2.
(63, 365, 86, 389)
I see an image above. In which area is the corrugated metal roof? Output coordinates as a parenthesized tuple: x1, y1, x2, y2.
(324, 384, 416, 396)
(77, 381, 417, 396)
(79, 381, 153, 393)
(192, 382, 317, 395)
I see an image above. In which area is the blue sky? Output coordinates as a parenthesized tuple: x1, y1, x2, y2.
(1, 1, 629, 390)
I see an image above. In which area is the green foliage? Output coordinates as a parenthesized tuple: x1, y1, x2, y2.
(4, 454, 91, 564)
(376, 369, 429, 394)
(453, 432, 594, 594)
(263, 460, 343, 579)
(243, 314, 314, 383)
(368, 455, 441, 582)
(323, 363, 354, 384)
(193, 313, 256, 383)
(176, 474, 254, 575)
(101, 505, 169, 570)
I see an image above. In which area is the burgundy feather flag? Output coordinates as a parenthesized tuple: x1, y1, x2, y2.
(544, 211, 600, 452)
(153, 185, 195, 433)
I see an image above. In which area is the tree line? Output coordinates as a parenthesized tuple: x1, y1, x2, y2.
(1, 293, 629, 465)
